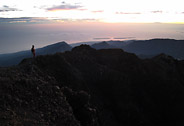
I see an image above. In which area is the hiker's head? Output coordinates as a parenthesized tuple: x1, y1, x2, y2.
(32, 45, 34, 48)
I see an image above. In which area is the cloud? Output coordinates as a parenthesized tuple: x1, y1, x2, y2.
(47, 3, 83, 11)
(116, 12, 141, 14)
(176, 31, 184, 34)
(92, 10, 104, 13)
(0, 17, 99, 24)
(3, 5, 9, 8)
(78, 9, 88, 11)
(51, 18, 99, 22)
(0, 5, 21, 12)
(0, 17, 50, 24)
(151, 11, 163, 13)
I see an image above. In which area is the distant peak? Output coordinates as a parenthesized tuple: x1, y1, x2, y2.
(153, 53, 175, 61)
(53, 41, 68, 45)
(42, 41, 70, 49)
(93, 41, 109, 45)
(100, 41, 108, 44)
(72, 44, 96, 52)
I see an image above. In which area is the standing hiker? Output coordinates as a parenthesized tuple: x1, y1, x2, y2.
(31, 45, 36, 58)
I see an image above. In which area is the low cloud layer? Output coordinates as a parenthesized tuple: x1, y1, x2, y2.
(0, 5, 20, 12)
(47, 3, 82, 11)
(0, 17, 99, 24)
(0, 17, 50, 24)
(92, 10, 104, 13)
(151, 11, 163, 13)
(116, 12, 141, 14)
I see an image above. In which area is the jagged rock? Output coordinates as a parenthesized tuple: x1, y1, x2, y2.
(0, 45, 184, 126)
(62, 87, 99, 126)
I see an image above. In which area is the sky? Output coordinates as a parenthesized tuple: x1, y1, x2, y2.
(0, 0, 184, 54)
(0, 0, 184, 23)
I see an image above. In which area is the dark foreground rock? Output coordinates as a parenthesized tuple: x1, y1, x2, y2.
(0, 45, 184, 126)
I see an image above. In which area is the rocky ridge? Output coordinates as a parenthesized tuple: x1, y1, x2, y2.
(0, 45, 184, 126)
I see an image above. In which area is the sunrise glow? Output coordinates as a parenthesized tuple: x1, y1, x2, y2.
(0, 0, 184, 23)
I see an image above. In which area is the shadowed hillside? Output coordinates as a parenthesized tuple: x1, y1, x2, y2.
(0, 45, 184, 126)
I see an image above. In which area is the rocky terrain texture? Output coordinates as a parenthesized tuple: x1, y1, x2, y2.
(0, 45, 184, 126)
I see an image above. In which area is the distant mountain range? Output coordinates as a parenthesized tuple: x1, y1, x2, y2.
(70, 40, 134, 48)
(0, 40, 133, 67)
(1, 38, 184, 67)
(90, 39, 184, 60)
(0, 42, 72, 67)
(122, 39, 184, 59)
(70, 41, 100, 47)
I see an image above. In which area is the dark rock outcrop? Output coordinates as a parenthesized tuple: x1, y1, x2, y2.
(1, 45, 184, 126)
(0, 65, 80, 126)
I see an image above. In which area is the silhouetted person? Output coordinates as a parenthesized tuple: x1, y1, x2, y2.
(31, 45, 36, 58)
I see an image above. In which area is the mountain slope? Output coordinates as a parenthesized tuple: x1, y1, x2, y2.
(36, 41, 72, 55)
(0, 41, 72, 67)
(1, 45, 184, 126)
(70, 40, 133, 48)
(91, 42, 115, 49)
(106, 40, 134, 47)
(122, 39, 184, 59)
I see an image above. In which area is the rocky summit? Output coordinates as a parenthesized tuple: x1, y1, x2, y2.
(0, 45, 184, 126)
